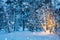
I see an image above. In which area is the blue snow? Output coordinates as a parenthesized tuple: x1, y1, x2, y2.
(0, 32, 60, 40)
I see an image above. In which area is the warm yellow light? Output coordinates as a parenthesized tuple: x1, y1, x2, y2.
(48, 14, 54, 28)
(42, 14, 57, 34)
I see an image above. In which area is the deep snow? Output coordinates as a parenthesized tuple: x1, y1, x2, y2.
(0, 31, 60, 40)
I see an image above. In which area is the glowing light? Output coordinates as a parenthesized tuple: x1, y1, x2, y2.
(42, 13, 57, 34)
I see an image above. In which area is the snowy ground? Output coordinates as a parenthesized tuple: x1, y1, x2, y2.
(0, 31, 60, 40)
